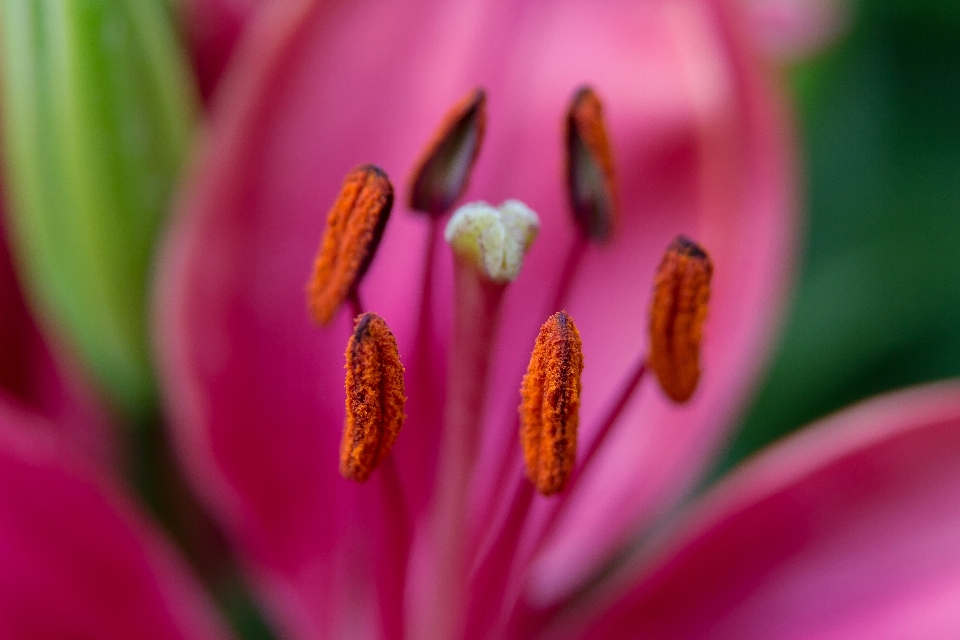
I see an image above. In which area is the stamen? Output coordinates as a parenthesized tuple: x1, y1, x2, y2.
(445, 200, 540, 283)
(409, 88, 487, 216)
(649, 236, 713, 403)
(307, 165, 394, 325)
(565, 86, 617, 242)
(519, 311, 584, 495)
(340, 312, 406, 481)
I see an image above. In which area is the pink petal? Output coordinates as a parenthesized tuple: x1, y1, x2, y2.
(180, 0, 263, 100)
(156, 0, 795, 630)
(568, 382, 960, 639)
(0, 208, 115, 467)
(0, 398, 232, 640)
(742, 0, 852, 61)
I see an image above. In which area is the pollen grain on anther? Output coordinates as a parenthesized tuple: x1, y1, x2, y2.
(341, 313, 406, 482)
(307, 165, 393, 326)
(408, 87, 487, 216)
(520, 311, 584, 495)
(649, 236, 713, 403)
(565, 86, 617, 242)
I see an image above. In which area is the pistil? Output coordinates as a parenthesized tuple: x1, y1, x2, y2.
(419, 200, 539, 640)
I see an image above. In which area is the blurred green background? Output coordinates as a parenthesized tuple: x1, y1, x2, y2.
(718, 0, 960, 473)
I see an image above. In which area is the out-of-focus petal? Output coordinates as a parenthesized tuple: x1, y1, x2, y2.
(0, 399, 232, 640)
(742, 0, 851, 61)
(567, 382, 960, 639)
(0, 208, 115, 466)
(180, 0, 263, 99)
(157, 2, 412, 636)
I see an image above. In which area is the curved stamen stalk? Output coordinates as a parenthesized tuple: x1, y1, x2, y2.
(466, 312, 584, 639)
(476, 236, 713, 632)
(537, 355, 648, 546)
(402, 218, 447, 513)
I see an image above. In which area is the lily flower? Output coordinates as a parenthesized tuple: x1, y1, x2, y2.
(154, 0, 795, 637)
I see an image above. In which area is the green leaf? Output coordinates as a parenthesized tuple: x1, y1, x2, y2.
(1, 0, 198, 418)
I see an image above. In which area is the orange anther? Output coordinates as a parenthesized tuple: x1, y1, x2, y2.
(565, 86, 617, 242)
(408, 88, 487, 216)
(307, 165, 393, 325)
(341, 313, 406, 482)
(519, 311, 584, 495)
(648, 236, 713, 403)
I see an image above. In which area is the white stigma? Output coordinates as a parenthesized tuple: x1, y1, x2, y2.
(444, 199, 540, 283)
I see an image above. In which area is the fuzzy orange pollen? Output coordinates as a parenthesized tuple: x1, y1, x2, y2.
(408, 87, 487, 216)
(565, 86, 617, 242)
(340, 313, 406, 482)
(648, 236, 713, 403)
(307, 165, 393, 325)
(519, 311, 584, 495)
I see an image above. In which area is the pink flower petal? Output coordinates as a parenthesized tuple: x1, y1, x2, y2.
(742, 0, 852, 61)
(0, 209, 115, 466)
(569, 382, 960, 639)
(156, 0, 795, 631)
(180, 0, 263, 100)
(0, 399, 232, 640)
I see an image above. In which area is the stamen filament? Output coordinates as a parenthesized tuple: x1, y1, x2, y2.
(465, 478, 535, 640)
(537, 355, 648, 548)
(402, 218, 446, 512)
(574, 356, 647, 485)
(347, 290, 364, 319)
(469, 354, 649, 637)
(548, 238, 588, 324)
(476, 236, 587, 540)
(378, 454, 411, 640)
(340, 306, 411, 640)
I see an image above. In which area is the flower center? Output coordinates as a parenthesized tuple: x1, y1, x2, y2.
(304, 87, 713, 640)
